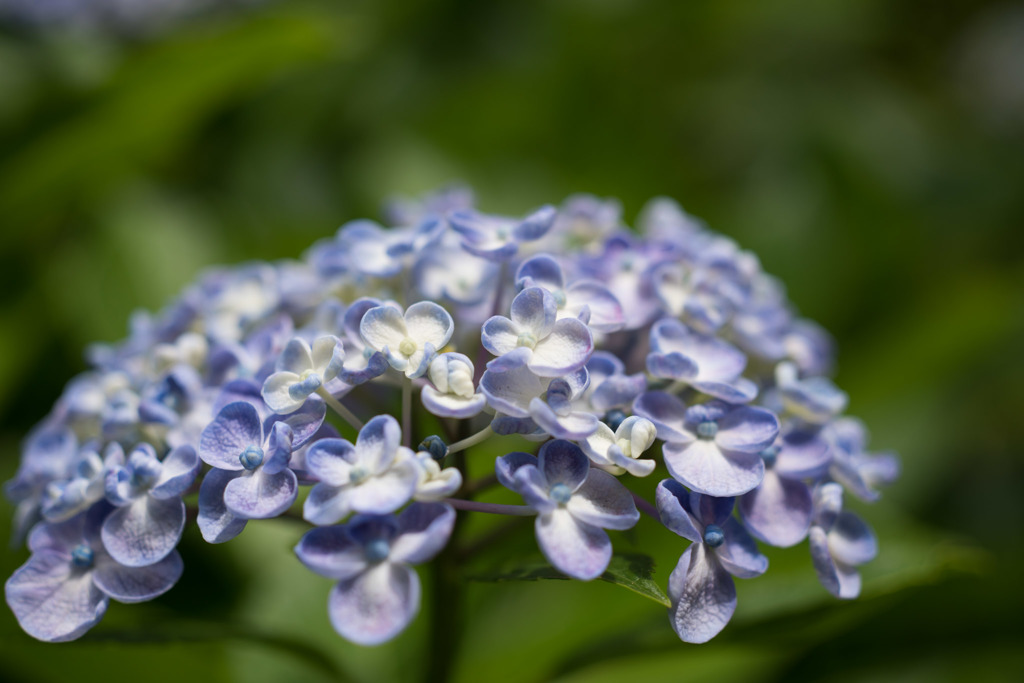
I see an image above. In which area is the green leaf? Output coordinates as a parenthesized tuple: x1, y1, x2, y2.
(471, 553, 671, 608)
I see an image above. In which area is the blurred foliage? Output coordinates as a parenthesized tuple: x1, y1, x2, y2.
(1, 0, 1022, 681)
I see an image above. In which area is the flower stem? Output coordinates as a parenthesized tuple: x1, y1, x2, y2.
(315, 389, 364, 431)
(446, 425, 493, 454)
(402, 379, 413, 448)
(632, 492, 661, 522)
(442, 498, 537, 516)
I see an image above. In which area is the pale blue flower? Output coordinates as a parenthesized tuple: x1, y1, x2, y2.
(496, 440, 639, 580)
(303, 415, 420, 525)
(5, 505, 182, 642)
(657, 479, 767, 643)
(634, 393, 778, 497)
(808, 483, 878, 599)
(515, 254, 625, 332)
(646, 317, 757, 403)
(482, 286, 593, 377)
(449, 205, 557, 261)
(480, 361, 598, 440)
(101, 442, 199, 567)
(261, 336, 346, 414)
(295, 503, 455, 645)
(360, 301, 454, 379)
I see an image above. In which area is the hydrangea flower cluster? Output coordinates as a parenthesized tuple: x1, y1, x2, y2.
(4, 188, 899, 645)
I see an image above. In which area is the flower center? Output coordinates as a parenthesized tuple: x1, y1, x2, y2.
(696, 421, 718, 440)
(239, 445, 265, 470)
(760, 445, 779, 468)
(703, 524, 725, 548)
(71, 544, 94, 569)
(552, 290, 567, 308)
(349, 466, 369, 485)
(399, 337, 418, 356)
(549, 483, 573, 505)
(516, 332, 537, 349)
(364, 539, 390, 563)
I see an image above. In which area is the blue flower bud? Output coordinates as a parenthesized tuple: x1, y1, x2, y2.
(604, 409, 627, 432)
(239, 445, 265, 470)
(549, 483, 573, 505)
(760, 445, 779, 467)
(71, 544, 94, 569)
(703, 524, 725, 548)
(364, 539, 391, 563)
(696, 421, 719, 440)
(418, 435, 449, 461)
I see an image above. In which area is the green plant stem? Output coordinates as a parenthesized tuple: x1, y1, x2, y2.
(442, 498, 537, 516)
(402, 378, 413, 448)
(315, 388, 364, 430)
(447, 425, 493, 454)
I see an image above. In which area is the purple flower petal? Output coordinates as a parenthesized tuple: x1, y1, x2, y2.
(774, 430, 831, 479)
(535, 508, 611, 581)
(715, 518, 768, 578)
(295, 526, 368, 580)
(150, 445, 200, 500)
(197, 468, 246, 543)
(516, 254, 565, 290)
(356, 415, 402, 473)
(513, 466, 557, 512)
(738, 470, 812, 548)
(277, 337, 314, 374)
(646, 352, 699, 381)
(655, 479, 702, 542)
(305, 438, 357, 486)
(632, 391, 694, 444)
(224, 468, 298, 519)
(529, 398, 599, 440)
(809, 526, 861, 598)
(667, 544, 736, 643)
(200, 402, 263, 471)
(663, 440, 765, 497)
(303, 484, 353, 526)
(480, 364, 543, 418)
(267, 398, 327, 449)
(101, 497, 185, 567)
(829, 512, 878, 566)
(690, 378, 758, 404)
(495, 452, 538, 489)
(347, 461, 420, 515)
(513, 205, 557, 241)
(511, 287, 557, 339)
(715, 406, 780, 454)
(529, 318, 593, 376)
(5, 550, 107, 642)
(567, 469, 639, 530)
(92, 550, 183, 603)
(538, 440, 590, 491)
(481, 316, 522, 356)
(390, 503, 456, 565)
(328, 563, 420, 646)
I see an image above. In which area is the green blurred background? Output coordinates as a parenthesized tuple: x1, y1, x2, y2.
(1, 0, 1022, 681)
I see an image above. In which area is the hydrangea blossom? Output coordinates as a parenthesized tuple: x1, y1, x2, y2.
(496, 440, 639, 580)
(4, 189, 898, 648)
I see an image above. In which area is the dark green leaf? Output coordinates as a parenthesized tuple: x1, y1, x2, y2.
(471, 553, 671, 608)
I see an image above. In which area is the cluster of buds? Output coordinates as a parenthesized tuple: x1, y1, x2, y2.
(4, 188, 898, 644)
